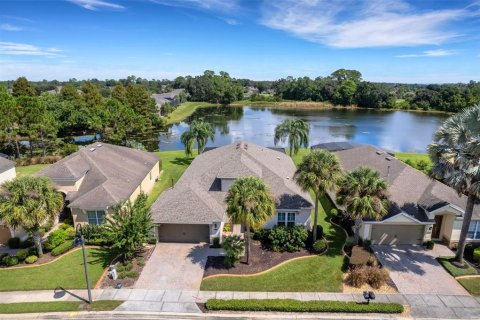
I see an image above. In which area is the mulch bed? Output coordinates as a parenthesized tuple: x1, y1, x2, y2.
(100, 244, 155, 288)
(203, 240, 313, 277)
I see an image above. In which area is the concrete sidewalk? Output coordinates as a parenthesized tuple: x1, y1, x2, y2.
(0, 289, 479, 318)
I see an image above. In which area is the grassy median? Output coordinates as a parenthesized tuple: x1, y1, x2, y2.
(0, 300, 123, 314)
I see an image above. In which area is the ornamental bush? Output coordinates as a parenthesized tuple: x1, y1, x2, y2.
(44, 229, 67, 251)
(222, 235, 245, 267)
(51, 241, 72, 256)
(25, 255, 38, 264)
(64, 227, 76, 240)
(346, 267, 368, 287)
(16, 249, 29, 261)
(368, 266, 389, 289)
(473, 248, 480, 263)
(268, 226, 308, 252)
(313, 239, 328, 253)
(2, 255, 19, 266)
(423, 240, 435, 250)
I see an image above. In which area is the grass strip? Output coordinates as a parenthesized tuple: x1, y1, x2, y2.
(206, 299, 404, 313)
(0, 300, 123, 314)
(458, 278, 480, 296)
(437, 257, 478, 277)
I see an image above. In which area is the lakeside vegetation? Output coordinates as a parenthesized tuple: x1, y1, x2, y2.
(165, 102, 217, 124)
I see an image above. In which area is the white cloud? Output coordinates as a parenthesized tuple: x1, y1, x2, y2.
(150, 0, 238, 13)
(0, 42, 62, 57)
(261, 0, 471, 48)
(396, 49, 457, 58)
(67, 0, 125, 11)
(0, 23, 23, 31)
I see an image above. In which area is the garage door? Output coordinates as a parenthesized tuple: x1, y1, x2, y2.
(371, 225, 425, 245)
(158, 224, 210, 243)
(0, 225, 11, 245)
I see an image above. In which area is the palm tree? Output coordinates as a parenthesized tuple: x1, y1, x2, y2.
(274, 119, 310, 157)
(336, 167, 389, 244)
(225, 176, 276, 264)
(0, 176, 63, 256)
(428, 104, 480, 266)
(294, 149, 343, 241)
(180, 120, 215, 156)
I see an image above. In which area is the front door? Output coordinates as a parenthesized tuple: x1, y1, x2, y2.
(432, 215, 443, 239)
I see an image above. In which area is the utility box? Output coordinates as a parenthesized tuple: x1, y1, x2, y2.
(108, 265, 118, 280)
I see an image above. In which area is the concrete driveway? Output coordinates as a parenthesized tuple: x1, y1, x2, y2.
(372, 244, 469, 295)
(135, 243, 223, 291)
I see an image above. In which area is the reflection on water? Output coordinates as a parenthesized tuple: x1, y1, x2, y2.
(157, 106, 448, 152)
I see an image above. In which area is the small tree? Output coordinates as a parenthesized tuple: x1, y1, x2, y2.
(103, 193, 153, 261)
(222, 235, 245, 267)
(274, 119, 310, 157)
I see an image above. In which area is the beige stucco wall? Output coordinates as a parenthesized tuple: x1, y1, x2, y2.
(0, 167, 16, 185)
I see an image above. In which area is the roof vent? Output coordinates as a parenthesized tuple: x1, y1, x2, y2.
(286, 176, 290, 180)
(96, 143, 102, 147)
(376, 150, 384, 155)
(89, 148, 96, 152)
(276, 156, 281, 160)
(386, 156, 393, 161)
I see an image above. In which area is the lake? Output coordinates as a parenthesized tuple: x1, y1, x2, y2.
(157, 106, 449, 153)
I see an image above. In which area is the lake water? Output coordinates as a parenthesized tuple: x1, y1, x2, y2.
(157, 106, 449, 153)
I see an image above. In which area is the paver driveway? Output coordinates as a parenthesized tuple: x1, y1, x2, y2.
(135, 243, 223, 290)
(372, 245, 469, 295)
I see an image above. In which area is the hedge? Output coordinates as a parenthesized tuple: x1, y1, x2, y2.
(51, 241, 73, 257)
(205, 299, 404, 313)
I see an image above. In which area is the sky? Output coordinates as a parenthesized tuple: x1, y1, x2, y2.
(0, 0, 479, 83)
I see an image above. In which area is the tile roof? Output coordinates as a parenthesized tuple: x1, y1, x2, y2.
(152, 142, 313, 224)
(38, 143, 159, 210)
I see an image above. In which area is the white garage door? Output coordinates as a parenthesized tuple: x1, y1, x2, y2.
(371, 225, 425, 245)
(158, 224, 210, 243)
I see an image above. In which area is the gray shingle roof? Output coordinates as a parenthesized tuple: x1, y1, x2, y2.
(38, 143, 159, 210)
(152, 142, 313, 224)
(0, 157, 15, 173)
(327, 144, 479, 221)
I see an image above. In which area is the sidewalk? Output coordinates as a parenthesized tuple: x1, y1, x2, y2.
(0, 289, 479, 319)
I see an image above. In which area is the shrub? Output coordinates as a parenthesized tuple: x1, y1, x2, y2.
(344, 236, 355, 248)
(25, 255, 38, 264)
(117, 262, 133, 272)
(205, 299, 403, 313)
(424, 240, 435, 250)
(330, 208, 338, 216)
(252, 228, 268, 241)
(0, 253, 8, 263)
(367, 267, 389, 289)
(223, 223, 232, 233)
(349, 246, 371, 267)
(147, 237, 157, 245)
(16, 249, 29, 261)
(28, 247, 38, 256)
(64, 227, 76, 240)
(51, 241, 72, 256)
(211, 237, 221, 248)
(313, 239, 328, 253)
(7, 237, 20, 249)
(474, 248, 480, 263)
(81, 224, 106, 240)
(363, 239, 372, 249)
(315, 225, 324, 239)
(44, 229, 67, 251)
(268, 226, 308, 252)
(2, 256, 19, 267)
(125, 270, 139, 278)
(136, 257, 145, 267)
(42, 221, 54, 232)
(222, 235, 245, 267)
(20, 238, 33, 249)
(58, 223, 71, 230)
(346, 267, 368, 287)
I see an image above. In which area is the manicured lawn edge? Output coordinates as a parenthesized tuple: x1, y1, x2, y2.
(165, 102, 218, 124)
(0, 300, 123, 314)
(457, 278, 480, 296)
(437, 257, 478, 277)
(205, 299, 404, 314)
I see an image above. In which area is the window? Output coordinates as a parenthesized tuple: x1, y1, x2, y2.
(87, 210, 105, 225)
(278, 212, 296, 227)
(467, 220, 480, 240)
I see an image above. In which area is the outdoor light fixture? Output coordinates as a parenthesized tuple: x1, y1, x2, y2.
(74, 224, 92, 304)
(363, 291, 375, 304)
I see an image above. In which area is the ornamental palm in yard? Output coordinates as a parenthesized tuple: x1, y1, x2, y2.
(428, 104, 480, 266)
(274, 119, 310, 157)
(294, 149, 343, 241)
(0, 176, 63, 256)
(226, 176, 276, 265)
(336, 167, 389, 244)
(180, 120, 215, 156)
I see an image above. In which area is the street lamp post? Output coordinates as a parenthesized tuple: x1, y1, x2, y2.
(75, 224, 92, 304)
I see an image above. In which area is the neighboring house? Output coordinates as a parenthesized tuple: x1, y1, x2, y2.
(38, 143, 160, 226)
(151, 142, 313, 244)
(313, 142, 480, 247)
(0, 157, 28, 244)
(152, 89, 185, 112)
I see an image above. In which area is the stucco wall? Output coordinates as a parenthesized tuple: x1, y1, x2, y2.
(0, 167, 16, 185)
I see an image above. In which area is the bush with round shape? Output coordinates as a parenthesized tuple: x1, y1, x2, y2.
(16, 249, 29, 261)
(51, 241, 72, 257)
(25, 255, 38, 264)
(3, 256, 19, 267)
(28, 247, 38, 256)
(222, 235, 245, 267)
(64, 227, 76, 240)
(367, 266, 389, 289)
(346, 267, 368, 288)
(473, 248, 480, 263)
(313, 239, 328, 253)
(44, 229, 67, 251)
(58, 223, 73, 230)
(423, 240, 434, 250)
(268, 226, 308, 252)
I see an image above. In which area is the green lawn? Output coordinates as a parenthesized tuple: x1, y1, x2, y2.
(458, 278, 480, 296)
(0, 248, 112, 291)
(395, 152, 431, 164)
(165, 102, 217, 124)
(0, 300, 122, 314)
(15, 164, 49, 177)
(437, 257, 478, 277)
(201, 148, 346, 292)
(146, 150, 196, 206)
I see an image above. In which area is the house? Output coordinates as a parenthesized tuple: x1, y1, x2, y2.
(313, 142, 480, 247)
(0, 157, 28, 244)
(151, 142, 313, 243)
(152, 89, 185, 111)
(38, 143, 160, 226)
